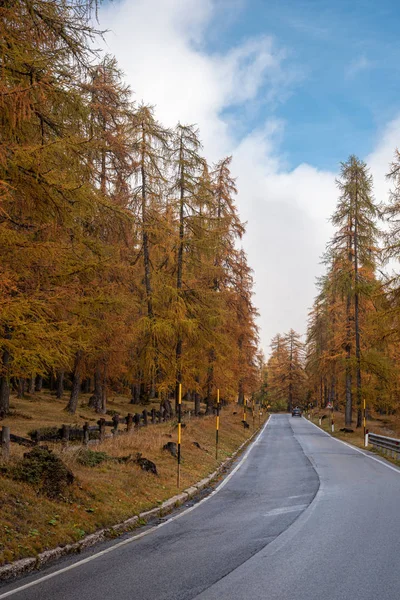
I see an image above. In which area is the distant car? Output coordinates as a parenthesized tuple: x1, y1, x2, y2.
(292, 407, 302, 417)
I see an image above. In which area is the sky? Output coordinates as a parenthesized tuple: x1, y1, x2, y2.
(97, 0, 400, 355)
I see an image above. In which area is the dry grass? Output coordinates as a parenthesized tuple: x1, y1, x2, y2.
(3, 389, 161, 438)
(307, 407, 400, 451)
(0, 392, 266, 566)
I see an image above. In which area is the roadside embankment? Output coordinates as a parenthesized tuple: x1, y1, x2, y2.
(0, 395, 267, 574)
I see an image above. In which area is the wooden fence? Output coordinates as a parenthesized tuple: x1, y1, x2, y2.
(0, 407, 181, 460)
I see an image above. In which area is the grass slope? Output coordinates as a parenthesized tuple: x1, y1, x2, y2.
(307, 407, 400, 450)
(0, 392, 265, 566)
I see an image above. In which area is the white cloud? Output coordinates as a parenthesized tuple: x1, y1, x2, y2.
(367, 116, 400, 203)
(346, 56, 375, 79)
(231, 125, 337, 349)
(99, 0, 286, 159)
(98, 0, 399, 354)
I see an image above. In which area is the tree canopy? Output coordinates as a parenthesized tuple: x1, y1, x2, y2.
(0, 0, 261, 417)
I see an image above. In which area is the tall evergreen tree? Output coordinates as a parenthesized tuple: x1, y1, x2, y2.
(326, 156, 379, 425)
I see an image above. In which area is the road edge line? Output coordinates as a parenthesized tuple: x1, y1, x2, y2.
(306, 417, 400, 474)
(0, 417, 271, 596)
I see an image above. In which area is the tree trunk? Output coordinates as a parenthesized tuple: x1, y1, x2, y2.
(56, 370, 64, 399)
(49, 372, 56, 392)
(0, 348, 10, 418)
(100, 361, 107, 414)
(319, 377, 323, 409)
(65, 351, 82, 414)
(194, 391, 201, 416)
(82, 377, 91, 394)
(345, 318, 352, 426)
(238, 379, 244, 406)
(17, 378, 25, 399)
(331, 375, 338, 411)
(28, 376, 35, 394)
(141, 126, 154, 322)
(345, 217, 353, 426)
(89, 364, 102, 412)
(175, 135, 185, 414)
(354, 178, 362, 428)
(175, 339, 182, 414)
(206, 349, 215, 410)
(288, 335, 293, 413)
(35, 374, 43, 392)
(130, 382, 140, 404)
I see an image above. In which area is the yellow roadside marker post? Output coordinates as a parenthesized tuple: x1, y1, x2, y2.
(215, 389, 220, 459)
(177, 383, 182, 488)
(363, 398, 368, 447)
(243, 399, 247, 429)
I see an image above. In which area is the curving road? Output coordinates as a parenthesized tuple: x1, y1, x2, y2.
(1, 415, 400, 599)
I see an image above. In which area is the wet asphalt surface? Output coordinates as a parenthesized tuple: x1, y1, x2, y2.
(2, 415, 400, 600)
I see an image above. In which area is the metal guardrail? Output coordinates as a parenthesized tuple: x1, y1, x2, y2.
(368, 432, 400, 459)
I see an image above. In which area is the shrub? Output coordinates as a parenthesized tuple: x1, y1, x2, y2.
(11, 447, 74, 498)
(77, 449, 108, 467)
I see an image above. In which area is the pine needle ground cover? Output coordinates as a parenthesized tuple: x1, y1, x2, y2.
(0, 394, 265, 566)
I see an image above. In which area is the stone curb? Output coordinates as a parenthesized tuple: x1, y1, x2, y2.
(0, 421, 265, 582)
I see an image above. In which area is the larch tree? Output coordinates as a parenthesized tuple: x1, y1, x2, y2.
(170, 124, 204, 410)
(326, 156, 379, 426)
(267, 331, 306, 411)
(0, 0, 104, 415)
(0, 2, 263, 420)
(129, 104, 170, 402)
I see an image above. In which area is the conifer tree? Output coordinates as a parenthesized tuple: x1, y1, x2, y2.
(267, 332, 306, 411)
(0, 0, 105, 415)
(326, 156, 379, 425)
(170, 124, 204, 410)
(0, 2, 263, 418)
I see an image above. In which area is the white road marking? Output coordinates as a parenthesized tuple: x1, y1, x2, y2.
(286, 494, 314, 500)
(0, 417, 272, 599)
(305, 418, 400, 475)
(264, 504, 308, 517)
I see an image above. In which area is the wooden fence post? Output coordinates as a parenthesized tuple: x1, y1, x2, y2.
(134, 413, 141, 429)
(142, 409, 148, 427)
(126, 413, 133, 433)
(112, 414, 120, 436)
(151, 409, 156, 424)
(61, 424, 70, 449)
(98, 418, 106, 443)
(1, 426, 10, 460)
(83, 422, 89, 446)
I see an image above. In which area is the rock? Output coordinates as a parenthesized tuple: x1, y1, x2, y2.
(340, 427, 354, 433)
(163, 441, 178, 457)
(115, 454, 134, 464)
(192, 441, 201, 449)
(135, 453, 158, 475)
(241, 420, 250, 429)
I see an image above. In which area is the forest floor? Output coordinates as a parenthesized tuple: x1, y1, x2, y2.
(0, 391, 265, 566)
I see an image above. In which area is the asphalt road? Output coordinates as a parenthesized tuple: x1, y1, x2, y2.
(1, 415, 400, 600)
